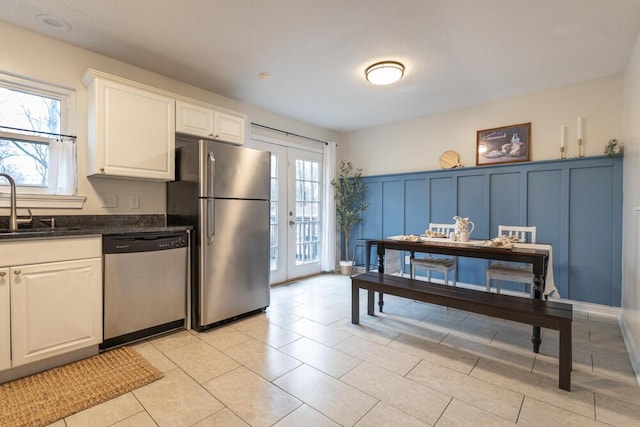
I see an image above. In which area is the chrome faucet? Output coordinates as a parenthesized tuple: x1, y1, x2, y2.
(0, 173, 32, 231)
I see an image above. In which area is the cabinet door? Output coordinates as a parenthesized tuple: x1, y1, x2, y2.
(213, 111, 246, 145)
(0, 268, 9, 371)
(89, 75, 175, 181)
(11, 258, 102, 367)
(176, 101, 215, 138)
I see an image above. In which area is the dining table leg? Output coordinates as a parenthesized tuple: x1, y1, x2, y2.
(377, 244, 385, 312)
(531, 273, 545, 353)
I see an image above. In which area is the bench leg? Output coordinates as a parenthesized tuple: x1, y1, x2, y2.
(351, 283, 360, 324)
(367, 290, 375, 315)
(559, 321, 572, 391)
(378, 292, 384, 312)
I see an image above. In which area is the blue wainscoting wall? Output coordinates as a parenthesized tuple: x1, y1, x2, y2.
(349, 156, 623, 307)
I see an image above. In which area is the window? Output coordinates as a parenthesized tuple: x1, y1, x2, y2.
(294, 159, 320, 265)
(269, 154, 278, 271)
(0, 72, 77, 195)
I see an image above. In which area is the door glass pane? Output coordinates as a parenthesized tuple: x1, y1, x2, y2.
(269, 154, 278, 271)
(295, 159, 321, 265)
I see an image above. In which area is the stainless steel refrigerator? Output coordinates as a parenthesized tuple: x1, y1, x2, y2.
(167, 138, 271, 330)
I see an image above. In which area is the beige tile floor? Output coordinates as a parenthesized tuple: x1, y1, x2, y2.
(47, 274, 640, 427)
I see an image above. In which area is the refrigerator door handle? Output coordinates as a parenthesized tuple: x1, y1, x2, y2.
(207, 151, 216, 243)
(208, 151, 215, 198)
(207, 198, 215, 243)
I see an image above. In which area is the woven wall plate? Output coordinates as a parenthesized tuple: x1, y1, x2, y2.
(439, 150, 462, 169)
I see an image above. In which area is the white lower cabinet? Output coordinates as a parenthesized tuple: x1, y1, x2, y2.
(0, 268, 10, 371)
(0, 237, 102, 372)
(10, 258, 102, 367)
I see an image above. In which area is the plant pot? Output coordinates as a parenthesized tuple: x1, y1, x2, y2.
(339, 260, 353, 276)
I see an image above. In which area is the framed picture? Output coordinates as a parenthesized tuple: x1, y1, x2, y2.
(476, 122, 531, 166)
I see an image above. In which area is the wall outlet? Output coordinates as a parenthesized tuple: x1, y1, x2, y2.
(405, 255, 411, 264)
(129, 195, 140, 209)
(102, 194, 117, 208)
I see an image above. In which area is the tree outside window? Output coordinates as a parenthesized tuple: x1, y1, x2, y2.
(0, 86, 61, 187)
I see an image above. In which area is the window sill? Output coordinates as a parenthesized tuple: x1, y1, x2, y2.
(0, 193, 86, 209)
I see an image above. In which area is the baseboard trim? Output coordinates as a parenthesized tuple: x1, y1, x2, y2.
(620, 312, 640, 386)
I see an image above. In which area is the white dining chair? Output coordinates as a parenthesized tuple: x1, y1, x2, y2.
(410, 223, 457, 286)
(485, 225, 537, 295)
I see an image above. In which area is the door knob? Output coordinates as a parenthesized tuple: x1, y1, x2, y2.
(289, 220, 295, 226)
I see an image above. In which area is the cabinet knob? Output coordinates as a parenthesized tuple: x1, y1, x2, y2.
(14, 269, 21, 275)
(214, 134, 220, 138)
(99, 168, 105, 173)
(0, 271, 6, 277)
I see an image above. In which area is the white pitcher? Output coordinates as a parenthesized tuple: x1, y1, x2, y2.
(453, 216, 475, 242)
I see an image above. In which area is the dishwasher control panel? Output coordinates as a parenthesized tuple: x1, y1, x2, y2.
(103, 231, 188, 254)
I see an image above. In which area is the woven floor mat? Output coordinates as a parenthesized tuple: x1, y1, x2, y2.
(0, 346, 163, 427)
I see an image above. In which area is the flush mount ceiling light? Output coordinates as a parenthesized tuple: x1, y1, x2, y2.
(365, 61, 405, 85)
(36, 14, 71, 31)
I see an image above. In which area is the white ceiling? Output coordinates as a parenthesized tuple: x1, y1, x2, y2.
(1, 0, 640, 132)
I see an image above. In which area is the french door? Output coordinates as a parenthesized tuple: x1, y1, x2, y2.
(250, 138, 323, 284)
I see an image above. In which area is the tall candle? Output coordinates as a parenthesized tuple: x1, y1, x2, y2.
(577, 117, 584, 139)
(560, 125, 567, 147)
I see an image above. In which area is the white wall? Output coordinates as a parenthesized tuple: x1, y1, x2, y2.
(622, 31, 640, 382)
(0, 22, 340, 215)
(341, 76, 623, 175)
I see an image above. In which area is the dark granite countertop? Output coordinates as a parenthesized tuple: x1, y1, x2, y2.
(0, 225, 192, 240)
(0, 214, 192, 240)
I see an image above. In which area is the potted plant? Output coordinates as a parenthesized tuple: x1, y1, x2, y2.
(331, 161, 368, 275)
(604, 138, 623, 157)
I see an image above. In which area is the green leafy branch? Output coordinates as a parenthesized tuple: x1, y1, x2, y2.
(331, 161, 368, 261)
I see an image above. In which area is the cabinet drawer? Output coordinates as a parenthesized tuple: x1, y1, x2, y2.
(0, 236, 101, 267)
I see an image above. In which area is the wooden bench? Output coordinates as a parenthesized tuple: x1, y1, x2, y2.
(351, 271, 573, 391)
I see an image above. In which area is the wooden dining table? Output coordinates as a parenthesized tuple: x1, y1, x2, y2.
(374, 237, 550, 353)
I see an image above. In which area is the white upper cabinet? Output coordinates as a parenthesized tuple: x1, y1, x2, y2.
(176, 100, 246, 145)
(83, 69, 176, 181)
(176, 101, 214, 137)
(213, 110, 246, 145)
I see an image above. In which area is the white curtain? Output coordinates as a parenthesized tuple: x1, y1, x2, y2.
(321, 142, 337, 272)
(47, 136, 77, 195)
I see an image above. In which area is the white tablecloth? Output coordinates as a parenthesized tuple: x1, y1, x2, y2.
(511, 242, 558, 298)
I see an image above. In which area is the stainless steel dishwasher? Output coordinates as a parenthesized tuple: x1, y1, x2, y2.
(101, 231, 189, 349)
